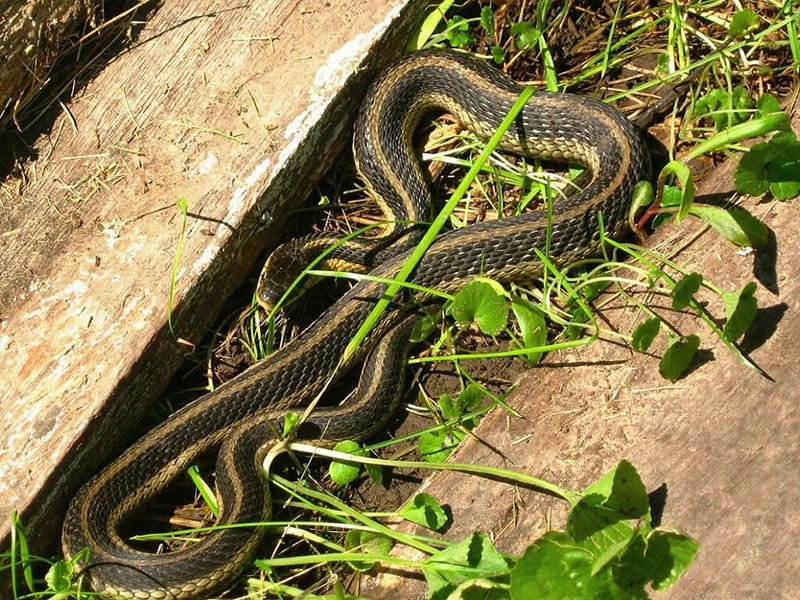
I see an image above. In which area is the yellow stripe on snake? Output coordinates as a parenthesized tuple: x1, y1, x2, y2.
(62, 49, 650, 599)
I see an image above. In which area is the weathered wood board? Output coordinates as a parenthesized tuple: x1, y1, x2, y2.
(0, 0, 426, 559)
(362, 111, 800, 599)
(0, 0, 96, 125)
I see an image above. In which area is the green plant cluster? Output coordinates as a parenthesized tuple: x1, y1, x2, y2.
(271, 459, 695, 600)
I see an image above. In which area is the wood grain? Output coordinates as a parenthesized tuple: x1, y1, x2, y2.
(0, 0, 96, 124)
(0, 0, 424, 561)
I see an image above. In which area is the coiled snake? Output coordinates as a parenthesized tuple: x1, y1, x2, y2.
(62, 49, 651, 599)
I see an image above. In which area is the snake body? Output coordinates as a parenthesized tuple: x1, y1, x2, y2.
(62, 50, 650, 599)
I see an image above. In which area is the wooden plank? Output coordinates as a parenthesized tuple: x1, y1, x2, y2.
(362, 111, 800, 599)
(0, 0, 426, 557)
(0, 0, 96, 124)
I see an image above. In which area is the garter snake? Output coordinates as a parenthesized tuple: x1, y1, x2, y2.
(62, 49, 651, 599)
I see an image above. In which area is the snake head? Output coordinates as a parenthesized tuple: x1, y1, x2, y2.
(255, 240, 313, 312)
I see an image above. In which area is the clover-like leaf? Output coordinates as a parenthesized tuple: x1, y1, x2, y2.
(672, 273, 703, 311)
(735, 131, 800, 201)
(398, 493, 449, 531)
(659, 334, 700, 382)
(632, 317, 661, 352)
(451, 279, 508, 336)
(344, 529, 393, 572)
(728, 8, 760, 38)
(722, 282, 758, 342)
(329, 440, 364, 486)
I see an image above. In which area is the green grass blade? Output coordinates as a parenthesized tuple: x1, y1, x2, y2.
(685, 111, 789, 160)
(408, 0, 456, 50)
(168, 196, 188, 337)
(187, 465, 219, 517)
(289, 443, 578, 504)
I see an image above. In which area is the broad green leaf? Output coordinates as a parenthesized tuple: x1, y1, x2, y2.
(587, 520, 639, 576)
(410, 312, 439, 342)
(437, 385, 482, 430)
(451, 280, 508, 336)
(45, 560, 75, 593)
(449, 577, 510, 599)
(721, 282, 758, 342)
(735, 143, 771, 197)
(568, 502, 627, 544)
(419, 427, 465, 463)
(730, 86, 755, 113)
(490, 45, 506, 65)
(655, 52, 670, 75)
(613, 535, 651, 590)
(688, 205, 768, 248)
(364, 461, 384, 486)
(445, 15, 475, 48)
(510, 21, 540, 50)
(344, 529, 393, 571)
(480, 5, 494, 33)
(398, 493, 449, 531)
(426, 532, 510, 599)
(660, 161, 695, 224)
(671, 273, 703, 311)
(694, 88, 725, 120)
(646, 266, 664, 289)
(629, 180, 654, 221)
(756, 93, 781, 116)
(646, 529, 699, 591)
(631, 317, 660, 352)
(511, 297, 547, 365)
(735, 131, 800, 201)
(650, 184, 682, 229)
(659, 334, 700, 382)
(616, 528, 698, 593)
(566, 463, 650, 578)
(565, 305, 591, 341)
(438, 394, 459, 421)
(695, 87, 753, 130)
(509, 531, 627, 600)
(582, 460, 650, 519)
(458, 383, 485, 410)
(728, 8, 759, 38)
(282, 412, 300, 438)
(569, 460, 650, 538)
(329, 440, 364, 486)
(769, 179, 800, 200)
